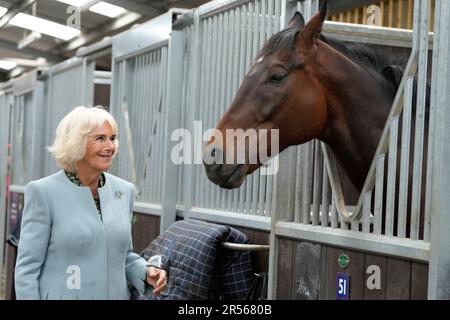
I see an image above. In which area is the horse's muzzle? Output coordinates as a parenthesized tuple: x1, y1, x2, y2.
(203, 145, 248, 189)
(203, 161, 247, 189)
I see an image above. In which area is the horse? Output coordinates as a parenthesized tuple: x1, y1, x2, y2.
(202, 1, 429, 237)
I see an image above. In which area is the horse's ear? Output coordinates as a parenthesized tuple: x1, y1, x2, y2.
(300, 0, 328, 46)
(287, 12, 305, 29)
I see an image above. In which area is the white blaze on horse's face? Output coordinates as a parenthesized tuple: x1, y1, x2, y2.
(248, 56, 265, 77)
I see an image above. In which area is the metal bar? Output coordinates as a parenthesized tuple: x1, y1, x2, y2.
(330, 198, 338, 229)
(424, 3, 439, 243)
(160, 29, 184, 232)
(385, 116, 399, 236)
(410, 0, 430, 240)
(374, 154, 385, 235)
(427, 0, 450, 299)
(275, 222, 429, 262)
(302, 142, 314, 224)
(322, 21, 434, 49)
(312, 140, 323, 226)
(363, 192, 372, 233)
(398, 78, 413, 238)
(221, 242, 270, 251)
(321, 163, 330, 227)
(293, 146, 303, 222)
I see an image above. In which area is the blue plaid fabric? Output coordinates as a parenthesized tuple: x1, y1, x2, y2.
(131, 219, 254, 300)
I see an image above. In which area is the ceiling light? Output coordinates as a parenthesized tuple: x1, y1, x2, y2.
(55, 0, 93, 6)
(9, 13, 80, 41)
(89, 1, 127, 18)
(0, 6, 7, 18)
(0, 60, 17, 71)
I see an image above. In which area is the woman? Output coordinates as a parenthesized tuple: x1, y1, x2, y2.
(15, 106, 167, 299)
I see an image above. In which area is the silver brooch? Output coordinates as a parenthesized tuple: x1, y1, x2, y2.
(115, 190, 123, 199)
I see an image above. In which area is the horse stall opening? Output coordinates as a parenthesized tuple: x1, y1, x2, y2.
(2, 39, 113, 299)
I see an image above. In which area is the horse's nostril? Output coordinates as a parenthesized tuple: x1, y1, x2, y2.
(211, 148, 216, 157)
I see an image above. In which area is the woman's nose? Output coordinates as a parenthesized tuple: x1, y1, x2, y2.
(105, 139, 115, 150)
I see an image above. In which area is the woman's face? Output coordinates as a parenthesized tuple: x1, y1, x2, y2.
(76, 121, 117, 175)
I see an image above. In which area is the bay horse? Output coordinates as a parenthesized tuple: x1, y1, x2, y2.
(203, 1, 429, 236)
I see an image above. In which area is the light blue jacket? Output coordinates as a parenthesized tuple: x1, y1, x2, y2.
(15, 170, 148, 300)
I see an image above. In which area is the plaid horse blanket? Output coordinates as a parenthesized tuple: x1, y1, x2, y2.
(131, 219, 254, 300)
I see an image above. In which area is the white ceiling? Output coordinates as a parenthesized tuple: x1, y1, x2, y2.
(0, 0, 210, 80)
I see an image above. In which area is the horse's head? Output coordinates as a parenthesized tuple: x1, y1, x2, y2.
(203, 2, 329, 189)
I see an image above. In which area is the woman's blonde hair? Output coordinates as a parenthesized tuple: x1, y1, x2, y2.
(48, 106, 119, 172)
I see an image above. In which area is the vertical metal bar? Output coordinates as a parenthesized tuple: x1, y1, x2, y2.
(302, 142, 314, 224)
(331, 199, 338, 228)
(385, 117, 399, 236)
(201, 18, 213, 209)
(363, 192, 372, 233)
(351, 217, 359, 231)
(221, 10, 231, 211)
(246, 1, 254, 73)
(0, 90, 12, 280)
(428, 0, 450, 299)
(293, 146, 303, 222)
(374, 154, 385, 235)
(267, 0, 274, 40)
(410, 0, 429, 240)
(340, 214, 349, 230)
(237, 6, 247, 213)
(160, 30, 184, 232)
(207, 15, 218, 209)
(398, 78, 414, 238)
(321, 163, 330, 227)
(424, 4, 438, 243)
(253, 0, 261, 56)
(231, 7, 243, 213)
(260, 0, 267, 49)
(312, 140, 323, 225)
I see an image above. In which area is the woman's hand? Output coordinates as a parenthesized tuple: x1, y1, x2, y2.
(146, 266, 167, 296)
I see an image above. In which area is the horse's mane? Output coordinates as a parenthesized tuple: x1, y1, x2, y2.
(320, 35, 409, 89)
(258, 27, 410, 90)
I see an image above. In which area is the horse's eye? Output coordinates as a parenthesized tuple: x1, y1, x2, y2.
(268, 73, 287, 84)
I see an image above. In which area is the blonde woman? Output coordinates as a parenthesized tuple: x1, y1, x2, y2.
(15, 106, 167, 299)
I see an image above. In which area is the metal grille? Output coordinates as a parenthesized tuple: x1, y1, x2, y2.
(111, 47, 168, 204)
(179, 0, 283, 217)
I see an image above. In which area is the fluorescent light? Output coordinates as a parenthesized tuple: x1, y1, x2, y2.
(0, 6, 7, 18)
(55, 0, 93, 6)
(89, 1, 127, 18)
(0, 60, 17, 71)
(9, 13, 80, 41)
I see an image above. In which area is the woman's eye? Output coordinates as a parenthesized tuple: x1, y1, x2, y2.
(268, 73, 287, 84)
(96, 136, 105, 141)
